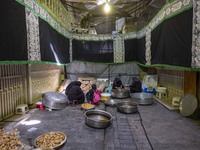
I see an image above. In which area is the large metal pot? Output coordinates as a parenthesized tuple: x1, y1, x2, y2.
(116, 101, 138, 114)
(104, 99, 119, 107)
(130, 93, 154, 105)
(85, 110, 112, 129)
(111, 89, 130, 99)
(42, 92, 68, 109)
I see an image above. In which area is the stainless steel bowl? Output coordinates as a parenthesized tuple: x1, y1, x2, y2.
(85, 110, 112, 129)
(116, 101, 138, 114)
(130, 93, 154, 105)
(111, 89, 130, 99)
(34, 132, 67, 150)
(104, 99, 119, 107)
(42, 92, 68, 109)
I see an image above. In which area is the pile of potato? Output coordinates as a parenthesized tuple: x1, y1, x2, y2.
(36, 132, 66, 148)
(0, 128, 23, 150)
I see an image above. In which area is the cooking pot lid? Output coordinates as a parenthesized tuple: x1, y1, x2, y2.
(43, 92, 68, 103)
(179, 93, 197, 116)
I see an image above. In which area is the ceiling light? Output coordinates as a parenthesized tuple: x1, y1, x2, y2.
(97, 0, 103, 5)
(104, 3, 110, 13)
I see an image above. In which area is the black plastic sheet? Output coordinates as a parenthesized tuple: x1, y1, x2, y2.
(39, 18, 70, 64)
(0, 0, 27, 61)
(125, 37, 146, 64)
(72, 40, 113, 63)
(151, 9, 193, 67)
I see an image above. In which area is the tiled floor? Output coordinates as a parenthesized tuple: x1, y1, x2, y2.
(1, 100, 200, 150)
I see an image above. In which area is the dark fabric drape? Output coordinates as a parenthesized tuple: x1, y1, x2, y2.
(0, 0, 27, 61)
(39, 18, 70, 64)
(125, 39, 137, 62)
(151, 9, 193, 67)
(72, 40, 113, 63)
(124, 38, 146, 64)
(137, 37, 146, 64)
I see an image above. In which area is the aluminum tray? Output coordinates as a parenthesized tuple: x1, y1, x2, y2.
(34, 132, 67, 150)
(42, 92, 68, 109)
(116, 101, 138, 114)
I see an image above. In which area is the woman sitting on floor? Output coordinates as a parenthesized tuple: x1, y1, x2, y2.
(66, 81, 85, 104)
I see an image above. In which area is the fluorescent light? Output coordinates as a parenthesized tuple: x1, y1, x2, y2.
(104, 3, 110, 13)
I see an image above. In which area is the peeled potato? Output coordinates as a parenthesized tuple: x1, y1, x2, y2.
(36, 132, 65, 148)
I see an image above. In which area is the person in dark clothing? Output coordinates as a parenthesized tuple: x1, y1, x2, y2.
(67, 81, 85, 104)
(86, 89, 94, 103)
(112, 77, 124, 89)
(86, 84, 101, 104)
(65, 81, 76, 95)
(128, 77, 142, 93)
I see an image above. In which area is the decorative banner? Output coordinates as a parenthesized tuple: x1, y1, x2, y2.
(70, 39, 73, 63)
(17, 0, 193, 67)
(71, 34, 113, 41)
(17, 0, 72, 39)
(145, 26, 151, 65)
(124, 0, 193, 40)
(113, 34, 125, 63)
(192, 0, 200, 68)
(25, 7, 41, 61)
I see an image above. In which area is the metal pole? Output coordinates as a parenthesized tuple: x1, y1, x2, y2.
(26, 64, 32, 106)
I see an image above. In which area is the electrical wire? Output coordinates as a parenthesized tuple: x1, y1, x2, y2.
(138, 110, 154, 150)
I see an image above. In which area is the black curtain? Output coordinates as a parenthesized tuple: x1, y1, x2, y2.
(125, 39, 137, 62)
(124, 37, 146, 64)
(151, 9, 193, 67)
(72, 40, 113, 63)
(39, 18, 70, 64)
(0, 0, 27, 61)
(137, 37, 146, 64)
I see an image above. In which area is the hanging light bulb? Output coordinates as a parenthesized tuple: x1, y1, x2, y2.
(97, 0, 103, 5)
(104, 3, 110, 13)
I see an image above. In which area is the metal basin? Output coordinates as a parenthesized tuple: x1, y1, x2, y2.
(34, 132, 67, 149)
(111, 89, 130, 99)
(85, 110, 112, 129)
(130, 93, 154, 105)
(116, 101, 138, 114)
(42, 92, 68, 109)
(105, 99, 119, 107)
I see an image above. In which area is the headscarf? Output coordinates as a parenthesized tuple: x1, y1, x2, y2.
(92, 84, 97, 91)
(113, 77, 124, 89)
(114, 77, 120, 83)
(65, 81, 81, 95)
(73, 81, 82, 86)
